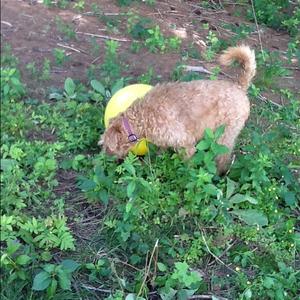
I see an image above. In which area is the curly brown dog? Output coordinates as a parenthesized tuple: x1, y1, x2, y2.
(100, 45, 256, 174)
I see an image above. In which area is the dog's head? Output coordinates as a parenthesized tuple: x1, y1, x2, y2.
(98, 117, 133, 159)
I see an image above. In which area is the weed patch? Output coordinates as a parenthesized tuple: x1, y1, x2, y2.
(1, 1, 299, 299)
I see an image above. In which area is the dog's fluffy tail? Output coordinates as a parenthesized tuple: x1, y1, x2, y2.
(219, 45, 256, 91)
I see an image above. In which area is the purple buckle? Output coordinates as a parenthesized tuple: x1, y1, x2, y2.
(128, 133, 138, 143)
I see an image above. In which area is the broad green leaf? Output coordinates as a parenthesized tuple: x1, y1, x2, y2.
(61, 259, 80, 273)
(130, 254, 141, 265)
(283, 191, 296, 206)
(74, 154, 85, 161)
(86, 263, 96, 270)
(263, 276, 275, 289)
(47, 279, 58, 298)
(177, 289, 197, 300)
(126, 202, 133, 213)
(127, 181, 136, 198)
(229, 194, 258, 205)
(204, 128, 214, 139)
(244, 288, 252, 299)
(16, 255, 31, 266)
(7, 240, 21, 255)
(0, 159, 17, 171)
(231, 209, 268, 226)
(48, 92, 63, 101)
(125, 294, 136, 300)
(99, 189, 109, 205)
(203, 184, 219, 196)
(43, 264, 55, 273)
(57, 269, 71, 290)
(95, 165, 108, 185)
(159, 287, 177, 300)
(196, 140, 210, 151)
(214, 125, 225, 139)
(175, 262, 189, 273)
(211, 143, 229, 155)
(64, 77, 76, 96)
(226, 177, 236, 199)
(78, 178, 97, 191)
(157, 262, 167, 272)
(17, 270, 27, 280)
(32, 271, 51, 291)
(111, 78, 124, 95)
(91, 80, 105, 95)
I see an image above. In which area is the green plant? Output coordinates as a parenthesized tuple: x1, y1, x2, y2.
(156, 262, 203, 299)
(137, 67, 155, 84)
(255, 50, 290, 89)
(55, 17, 76, 40)
(1, 68, 26, 101)
(41, 58, 51, 81)
(85, 258, 111, 282)
(53, 48, 68, 65)
(202, 31, 227, 61)
(1, 215, 75, 250)
(100, 40, 121, 83)
(73, 0, 85, 11)
(32, 259, 80, 298)
(43, 0, 70, 8)
(247, 0, 300, 36)
(1, 240, 32, 283)
(145, 25, 166, 53)
(25, 62, 37, 77)
(127, 13, 152, 40)
(89, 37, 101, 57)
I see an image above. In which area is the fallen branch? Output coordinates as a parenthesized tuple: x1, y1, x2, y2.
(201, 230, 238, 274)
(82, 12, 122, 16)
(1, 21, 13, 27)
(258, 93, 283, 108)
(137, 239, 159, 297)
(81, 284, 111, 293)
(76, 31, 131, 42)
(182, 65, 233, 79)
(208, 239, 237, 265)
(250, 0, 265, 60)
(189, 295, 228, 300)
(183, 65, 212, 75)
(57, 43, 88, 54)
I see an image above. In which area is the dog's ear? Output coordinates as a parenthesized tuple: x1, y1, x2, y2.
(103, 121, 123, 153)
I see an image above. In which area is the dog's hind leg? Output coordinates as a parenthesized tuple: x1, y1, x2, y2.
(215, 122, 245, 175)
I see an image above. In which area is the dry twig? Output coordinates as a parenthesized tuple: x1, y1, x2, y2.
(201, 230, 238, 274)
(137, 239, 159, 297)
(81, 284, 111, 293)
(57, 43, 88, 54)
(76, 31, 131, 42)
(183, 65, 213, 75)
(250, 0, 265, 60)
(1, 21, 13, 27)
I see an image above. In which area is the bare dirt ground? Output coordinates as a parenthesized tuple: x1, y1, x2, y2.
(1, 0, 299, 100)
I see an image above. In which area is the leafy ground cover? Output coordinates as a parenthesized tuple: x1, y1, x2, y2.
(1, 0, 299, 299)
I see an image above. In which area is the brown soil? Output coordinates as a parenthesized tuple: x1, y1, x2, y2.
(2, 0, 299, 99)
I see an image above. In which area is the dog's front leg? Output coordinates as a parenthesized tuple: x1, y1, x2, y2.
(184, 145, 196, 159)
